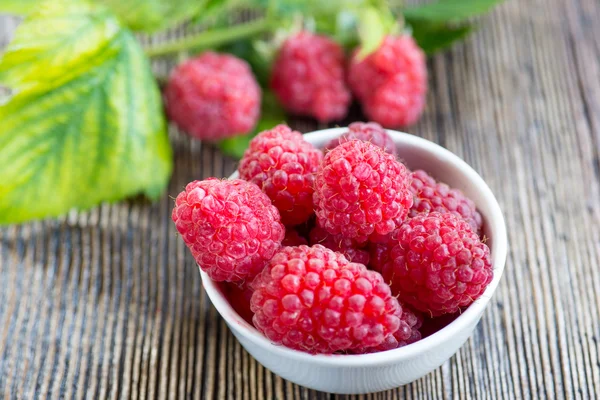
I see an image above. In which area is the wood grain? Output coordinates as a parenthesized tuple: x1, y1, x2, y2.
(1, 0, 600, 398)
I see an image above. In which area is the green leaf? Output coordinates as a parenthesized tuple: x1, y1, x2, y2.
(96, 0, 210, 32)
(251, 0, 366, 17)
(0, 0, 39, 14)
(0, 0, 173, 224)
(408, 21, 474, 55)
(356, 7, 387, 58)
(403, 0, 503, 23)
(217, 91, 286, 159)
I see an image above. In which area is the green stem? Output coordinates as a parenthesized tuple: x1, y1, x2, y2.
(145, 18, 273, 57)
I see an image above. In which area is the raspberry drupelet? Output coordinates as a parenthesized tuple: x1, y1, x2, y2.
(164, 52, 261, 140)
(313, 140, 413, 243)
(271, 31, 351, 122)
(355, 305, 423, 353)
(325, 122, 397, 157)
(410, 170, 483, 233)
(309, 222, 370, 265)
(348, 35, 427, 128)
(379, 212, 493, 316)
(171, 178, 284, 282)
(238, 125, 323, 226)
(250, 245, 403, 354)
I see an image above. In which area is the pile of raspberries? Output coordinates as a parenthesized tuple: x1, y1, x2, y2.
(172, 123, 493, 355)
(164, 32, 427, 141)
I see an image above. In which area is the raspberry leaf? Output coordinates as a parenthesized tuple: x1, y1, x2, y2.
(356, 7, 387, 59)
(0, 0, 39, 14)
(409, 21, 474, 55)
(96, 0, 210, 32)
(403, 0, 504, 23)
(0, 0, 172, 224)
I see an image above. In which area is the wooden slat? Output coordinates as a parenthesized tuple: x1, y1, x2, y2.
(2, 0, 600, 398)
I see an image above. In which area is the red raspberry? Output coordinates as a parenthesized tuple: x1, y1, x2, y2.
(325, 122, 397, 157)
(309, 223, 370, 266)
(379, 212, 493, 316)
(348, 35, 427, 128)
(220, 281, 255, 324)
(172, 178, 284, 282)
(410, 170, 483, 233)
(282, 228, 308, 246)
(271, 31, 351, 122)
(313, 140, 413, 243)
(238, 125, 323, 226)
(164, 52, 261, 140)
(355, 305, 422, 353)
(250, 245, 403, 353)
(368, 236, 395, 273)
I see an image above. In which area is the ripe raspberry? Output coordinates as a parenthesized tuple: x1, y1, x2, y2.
(379, 212, 493, 316)
(172, 178, 284, 282)
(410, 170, 483, 233)
(164, 52, 261, 140)
(250, 245, 403, 353)
(282, 228, 308, 247)
(220, 281, 255, 324)
(355, 305, 422, 353)
(309, 223, 370, 265)
(238, 125, 323, 226)
(325, 122, 397, 157)
(313, 140, 413, 243)
(270, 31, 351, 122)
(368, 235, 395, 273)
(348, 35, 427, 128)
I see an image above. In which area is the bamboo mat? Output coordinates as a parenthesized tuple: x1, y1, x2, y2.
(1, 0, 600, 398)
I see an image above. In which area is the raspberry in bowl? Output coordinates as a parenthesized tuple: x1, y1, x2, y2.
(196, 128, 507, 394)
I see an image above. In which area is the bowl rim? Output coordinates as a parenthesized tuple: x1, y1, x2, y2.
(200, 127, 508, 367)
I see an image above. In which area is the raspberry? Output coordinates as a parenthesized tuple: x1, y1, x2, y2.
(164, 52, 261, 140)
(172, 178, 284, 282)
(410, 170, 483, 233)
(313, 140, 413, 243)
(309, 223, 370, 265)
(220, 281, 255, 324)
(355, 305, 422, 353)
(238, 125, 323, 226)
(348, 35, 427, 128)
(283, 228, 308, 246)
(270, 31, 351, 122)
(325, 122, 397, 157)
(250, 245, 403, 353)
(368, 238, 394, 274)
(379, 212, 493, 316)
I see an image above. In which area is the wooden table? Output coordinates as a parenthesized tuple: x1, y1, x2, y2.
(1, 0, 600, 398)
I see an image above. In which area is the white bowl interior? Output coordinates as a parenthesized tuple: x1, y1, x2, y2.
(199, 128, 507, 392)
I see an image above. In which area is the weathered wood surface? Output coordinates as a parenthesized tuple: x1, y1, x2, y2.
(1, 0, 600, 398)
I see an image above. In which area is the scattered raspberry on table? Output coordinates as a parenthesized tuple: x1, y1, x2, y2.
(313, 139, 413, 243)
(271, 31, 351, 122)
(164, 52, 261, 140)
(325, 122, 397, 157)
(238, 125, 323, 226)
(171, 178, 284, 282)
(250, 245, 404, 353)
(348, 35, 427, 128)
(378, 212, 493, 316)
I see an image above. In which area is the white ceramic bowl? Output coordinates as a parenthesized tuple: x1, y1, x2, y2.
(200, 128, 507, 394)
